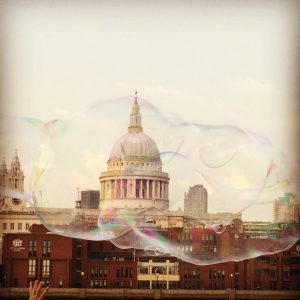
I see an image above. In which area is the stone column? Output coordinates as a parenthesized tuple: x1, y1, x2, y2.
(139, 179, 143, 198)
(152, 181, 155, 199)
(162, 182, 165, 200)
(120, 179, 123, 198)
(166, 183, 169, 200)
(164, 182, 168, 200)
(158, 181, 161, 199)
(133, 179, 136, 198)
(100, 181, 102, 199)
(105, 180, 112, 199)
(114, 179, 117, 199)
(127, 179, 130, 198)
(146, 180, 150, 198)
(101, 181, 105, 200)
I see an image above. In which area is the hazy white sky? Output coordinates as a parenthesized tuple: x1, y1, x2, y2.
(0, 1, 299, 221)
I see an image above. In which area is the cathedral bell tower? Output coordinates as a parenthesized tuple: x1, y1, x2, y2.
(0, 150, 26, 211)
(7, 149, 24, 192)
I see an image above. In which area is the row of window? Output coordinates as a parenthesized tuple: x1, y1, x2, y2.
(90, 279, 132, 289)
(116, 267, 133, 278)
(138, 266, 179, 275)
(256, 269, 290, 278)
(90, 268, 107, 277)
(257, 257, 278, 264)
(209, 267, 228, 290)
(111, 162, 158, 167)
(90, 280, 107, 288)
(2, 223, 30, 230)
(99, 257, 129, 261)
(257, 257, 300, 265)
(177, 245, 217, 253)
(202, 234, 217, 242)
(7, 178, 20, 189)
(177, 244, 193, 252)
(201, 245, 217, 253)
(28, 259, 50, 276)
(138, 281, 179, 289)
(184, 269, 200, 279)
(29, 240, 51, 257)
(177, 234, 193, 241)
(209, 269, 226, 279)
(176, 234, 217, 243)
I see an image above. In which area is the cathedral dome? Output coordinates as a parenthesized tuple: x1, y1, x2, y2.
(109, 92, 161, 163)
(109, 131, 161, 162)
(100, 92, 169, 211)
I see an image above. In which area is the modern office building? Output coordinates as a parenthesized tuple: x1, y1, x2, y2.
(80, 190, 100, 209)
(273, 193, 299, 223)
(184, 185, 208, 217)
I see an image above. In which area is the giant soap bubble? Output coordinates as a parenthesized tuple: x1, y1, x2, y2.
(0, 96, 299, 265)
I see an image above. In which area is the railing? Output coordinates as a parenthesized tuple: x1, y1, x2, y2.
(1, 288, 300, 299)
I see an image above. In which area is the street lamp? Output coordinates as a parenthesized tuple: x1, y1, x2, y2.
(230, 273, 233, 290)
(156, 270, 159, 289)
(154, 268, 160, 289)
(80, 271, 85, 288)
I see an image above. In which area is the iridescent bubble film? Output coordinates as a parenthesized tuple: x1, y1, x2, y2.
(0, 96, 299, 265)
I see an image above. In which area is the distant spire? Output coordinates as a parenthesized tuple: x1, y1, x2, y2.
(134, 90, 138, 104)
(11, 149, 20, 168)
(12, 149, 19, 163)
(128, 90, 143, 133)
(0, 157, 7, 172)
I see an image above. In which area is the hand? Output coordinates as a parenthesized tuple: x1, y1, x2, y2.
(29, 280, 49, 300)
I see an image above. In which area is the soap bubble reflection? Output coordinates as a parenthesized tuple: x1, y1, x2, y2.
(0, 96, 299, 265)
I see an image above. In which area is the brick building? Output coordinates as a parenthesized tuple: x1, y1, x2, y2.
(2, 225, 73, 288)
(2, 224, 300, 290)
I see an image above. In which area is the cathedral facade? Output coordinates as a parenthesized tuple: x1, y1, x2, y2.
(99, 94, 170, 211)
(0, 150, 25, 210)
(0, 150, 39, 264)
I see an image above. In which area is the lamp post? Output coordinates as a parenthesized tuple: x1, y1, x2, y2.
(230, 273, 233, 290)
(154, 268, 160, 289)
(81, 271, 85, 288)
(156, 270, 159, 289)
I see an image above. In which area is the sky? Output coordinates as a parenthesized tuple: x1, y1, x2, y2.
(0, 0, 299, 222)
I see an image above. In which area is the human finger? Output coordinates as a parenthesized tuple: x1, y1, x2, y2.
(40, 286, 49, 299)
(33, 280, 39, 293)
(36, 281, 43, 296)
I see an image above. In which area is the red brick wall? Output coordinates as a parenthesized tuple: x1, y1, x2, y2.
(2, 230, 300, 290)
